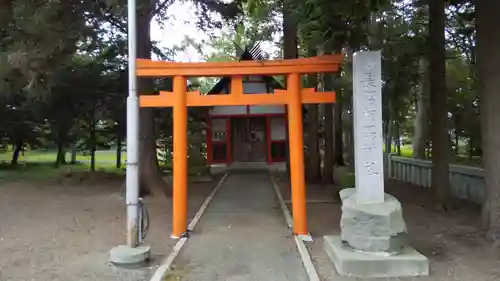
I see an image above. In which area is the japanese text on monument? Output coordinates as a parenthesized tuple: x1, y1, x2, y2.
(360, 62, 381, 176)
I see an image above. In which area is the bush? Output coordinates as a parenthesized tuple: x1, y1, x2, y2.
(334, 166, 355, 189)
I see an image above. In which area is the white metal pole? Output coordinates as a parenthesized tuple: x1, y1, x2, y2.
(126, 0, 140, 248)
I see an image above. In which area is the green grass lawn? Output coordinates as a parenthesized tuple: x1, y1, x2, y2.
(0, 149, 126, 164)
(0, 148, 180, 183)
(399, 145, 413, 158)
(0, 149, 127, 183)
(388, 145, 482, 167)
(0, 162, 94, 182)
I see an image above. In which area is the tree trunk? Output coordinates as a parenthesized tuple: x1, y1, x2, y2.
(476, 0, 500, 243)
(305, 48, 321, 183)
(334, 47, 346, 167)
(468, 137, 473, 159)
(55, 138, 65, 168)
(90, 119, 96, 172)
(306, 106, 321, 183)
(323, 103, 334, 183)
(395, 120, 401, 156)
(136, 1, 168, 196)
(343, 88, 355, 168)
(282, 0, 298, 61)
(322, 69, 335, 183)
(413, 57, 429, 159)
(282, 0, 298, 177)
(116, 128, 122, 169)
(11, 141, 22, 165)
(90, 147, 96, 171)
(385, 99, 393, 154)
(70, 144, 77, 164)
(428, 0, 450, 209)
(55, 126, 67, 167)
(385, 120, 392, 153)
(384, 119, 392, 178)
(334, 102, 345, 166)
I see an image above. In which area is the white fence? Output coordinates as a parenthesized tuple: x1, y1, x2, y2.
(386, 154, 485, 204)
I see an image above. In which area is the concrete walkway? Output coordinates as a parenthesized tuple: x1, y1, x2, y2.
(169, 173, 307, 281)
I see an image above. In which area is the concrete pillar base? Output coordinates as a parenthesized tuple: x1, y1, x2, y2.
(109, 245, 151, 265)
(323, 236, 429, 278)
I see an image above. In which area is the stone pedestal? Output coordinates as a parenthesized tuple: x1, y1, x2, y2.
(323, 236, 429, 278)
(324, 188, 429, 278)
(340, 188, 407, 254)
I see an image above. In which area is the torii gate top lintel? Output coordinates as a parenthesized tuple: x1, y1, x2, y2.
(137, 54, 343, 108)
(136, 54, 343, 77)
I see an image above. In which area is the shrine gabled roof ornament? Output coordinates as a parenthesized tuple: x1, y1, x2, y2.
(208, 42, 281, 95)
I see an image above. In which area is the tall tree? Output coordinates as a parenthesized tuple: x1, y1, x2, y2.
(428, 0, 450, 208)
(413, 57, 429, 159)
(305, 46, 321, 183)
(282, 0, 298, 60)
(136, 0, 166, 196)
(476, 0, 500, 244)
(282, 0, 298, 175)
(322, 70, 335, 183)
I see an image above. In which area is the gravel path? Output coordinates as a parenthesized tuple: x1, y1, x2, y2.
(168, 173, 307, 281)
(0, 175, 216, 281)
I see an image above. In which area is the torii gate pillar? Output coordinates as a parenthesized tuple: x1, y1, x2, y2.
(287, 73, 307, 235)
(172, 75, 188, 238)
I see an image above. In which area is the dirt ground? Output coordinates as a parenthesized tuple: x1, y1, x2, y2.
(0, 173, 217, 281)
(275, 175, 500, 281)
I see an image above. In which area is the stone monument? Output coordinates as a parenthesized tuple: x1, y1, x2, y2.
(323, 51, 429, 278)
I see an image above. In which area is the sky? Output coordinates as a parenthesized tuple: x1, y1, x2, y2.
(150, 2, 218, 62)
(149, 1, 279, 62)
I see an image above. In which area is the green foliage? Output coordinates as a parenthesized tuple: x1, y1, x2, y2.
(291, 0, 391, 49)
(334, 166, 355, 189)
(0, 0, 483, 177)
(201, 1, 279, 62)
(1, 0, 93, 93)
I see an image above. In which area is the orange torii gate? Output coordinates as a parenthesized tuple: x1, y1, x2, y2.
(137, 55, 343, 239)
